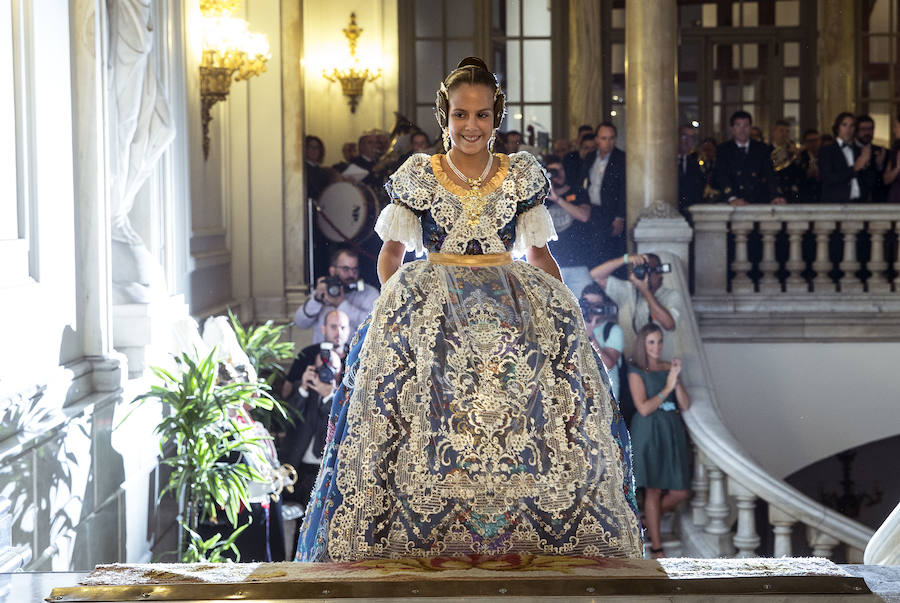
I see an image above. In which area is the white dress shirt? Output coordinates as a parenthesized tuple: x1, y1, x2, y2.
(587, 153, 610, 207)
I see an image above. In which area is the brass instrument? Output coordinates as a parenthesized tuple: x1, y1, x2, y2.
(771, 141, 799, 172)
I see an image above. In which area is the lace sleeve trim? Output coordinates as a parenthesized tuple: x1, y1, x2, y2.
(513, 204, 558, 255)
(374, 204, 424, 256)
(384, 154, 433, 211)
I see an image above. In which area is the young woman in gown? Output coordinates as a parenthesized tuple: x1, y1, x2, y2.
(296, 57, 642, 561)
(627, 324, 692, 558)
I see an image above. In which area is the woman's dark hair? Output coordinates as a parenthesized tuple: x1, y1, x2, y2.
(434, 57, 506, 130)
(305, 135, 325, 162)
(630, 323, 664, 370)
(832, 111, 855, 138)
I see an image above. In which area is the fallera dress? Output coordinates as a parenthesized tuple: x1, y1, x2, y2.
(295, 151, 643, 561)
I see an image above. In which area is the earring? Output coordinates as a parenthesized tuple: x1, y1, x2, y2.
(442, 128, 451, 152)
(488, 131, 496, 152)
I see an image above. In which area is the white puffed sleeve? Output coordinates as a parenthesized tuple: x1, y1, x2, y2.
(374, 203, 425, 256)
(512, 204, 558, 255)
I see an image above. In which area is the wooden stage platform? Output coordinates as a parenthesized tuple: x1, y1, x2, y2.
(35, 555, 900, 602)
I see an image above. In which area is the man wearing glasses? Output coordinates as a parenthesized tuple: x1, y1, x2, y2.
(294, 247, 379, 344)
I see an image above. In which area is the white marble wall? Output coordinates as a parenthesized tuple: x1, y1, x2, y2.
(705, 341, 900, 480)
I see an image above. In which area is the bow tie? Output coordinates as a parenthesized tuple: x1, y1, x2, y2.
(840, 141, 850, 149)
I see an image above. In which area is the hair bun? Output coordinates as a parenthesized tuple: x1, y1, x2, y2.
(456, 56, 489, 72)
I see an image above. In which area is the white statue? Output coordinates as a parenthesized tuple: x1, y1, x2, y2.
(107, 0, 175, 304)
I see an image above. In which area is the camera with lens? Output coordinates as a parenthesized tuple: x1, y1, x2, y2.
(631, 261, 672, 280)
(579, 297, 618, 321)
(325, 275, 365, 298)
(546, 167, 561, 180)
(316, 343, 336, 384)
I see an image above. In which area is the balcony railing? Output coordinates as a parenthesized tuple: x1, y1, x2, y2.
(690, 204, 900, 297)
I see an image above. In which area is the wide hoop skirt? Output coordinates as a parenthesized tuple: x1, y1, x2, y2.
(296, 259, 642, 561)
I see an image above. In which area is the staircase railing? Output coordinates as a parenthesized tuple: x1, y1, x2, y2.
(650, 248, 873, 559)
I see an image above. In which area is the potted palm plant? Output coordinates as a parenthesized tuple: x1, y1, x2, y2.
(135, 348, 281, 561)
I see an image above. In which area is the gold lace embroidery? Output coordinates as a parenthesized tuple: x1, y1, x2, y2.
(430, 153, 510, 198)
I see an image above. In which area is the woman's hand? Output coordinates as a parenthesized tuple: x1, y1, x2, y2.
(666, 358, 682, 388)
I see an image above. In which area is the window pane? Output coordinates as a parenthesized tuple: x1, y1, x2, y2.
(775, 0, 800, 26)
(504, 40, 521, 102)
(503, 103, 522, 133)
(416, 41, 442, 103)
(523, 40, 551, 102)
(680, 41, 700, 72)
(612, 8, 625, 29)
(612, 43, 625, 75)
(679, 80, 699, 104)
(522, 0, 551, 36)
(868, 0, 898, 33)
(870, 102, 892, 147)
(416, 0, 443, 38)
(505, 0, 521, 36)
(680, 4, 703, 27)
(742, 43, 758, 69)
(743, 2, 759, 26)
(446, 0, 474, 37)
(783, 102, 800, 125)
(868, 35, 894, 64)
(865, 79, 891, 100)
(783, 41, 800, 67)
(713, 104, 723, 135)
(783, 76, 799, 100)
(446, 40, 475, 74)
(742, 84, 756, 102)
(702, 3, 717, 27)
(713, 80, 722, 103)
(523, 104, 552, 142)
(679, 103, 700, 126)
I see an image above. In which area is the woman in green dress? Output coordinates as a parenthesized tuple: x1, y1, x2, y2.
(628, 323, 691, 558)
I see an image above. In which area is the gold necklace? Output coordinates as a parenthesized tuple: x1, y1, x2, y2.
(446, 151, 493, 227)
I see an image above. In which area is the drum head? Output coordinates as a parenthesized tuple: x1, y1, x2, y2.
(315, 182, 381, 243)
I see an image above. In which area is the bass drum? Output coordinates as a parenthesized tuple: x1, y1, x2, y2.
(314, 181, 383, 244)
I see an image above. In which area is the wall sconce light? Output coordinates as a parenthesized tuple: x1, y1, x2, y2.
(322, 13, 382, 113)
(199, 0, 271, 160)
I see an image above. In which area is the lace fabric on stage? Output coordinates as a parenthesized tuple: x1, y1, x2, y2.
(297, 152, 642, 561)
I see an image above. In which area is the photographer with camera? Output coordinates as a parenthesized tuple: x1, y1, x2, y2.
(589, 253, 682, 361)
(280, 310, 349, 548)
(294, 247, 379, 344)
(580, 283, 626, 407)
(542, 154, 593, 297)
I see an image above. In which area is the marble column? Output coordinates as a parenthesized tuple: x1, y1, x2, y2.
(624, 0, 678, 241)
(71, 0, 113, 360)
(819, 0, 856, 124)
(567, 0, 603, 137)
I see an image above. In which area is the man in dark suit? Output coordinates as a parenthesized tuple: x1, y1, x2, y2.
(677, 125, 706, 221)
(855, 114, 888, 202)
(714, 111, 785, 206)
(819, 112, 870, 203)
(579, 122, 626, 266)
(563, 125, 595, 187)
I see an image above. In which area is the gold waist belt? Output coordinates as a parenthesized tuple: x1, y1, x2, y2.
(427, 252, 513, 266)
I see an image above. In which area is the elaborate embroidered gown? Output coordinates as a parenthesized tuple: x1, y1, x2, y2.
(296, 152, 642, 561)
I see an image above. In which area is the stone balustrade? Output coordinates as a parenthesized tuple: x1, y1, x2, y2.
(630, 226, 874, 562)
(690, 204, 900, 297)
